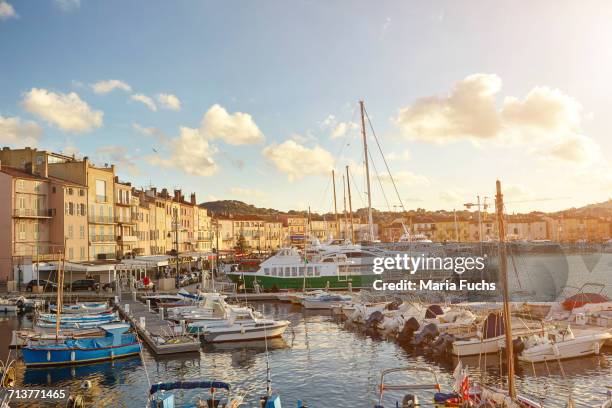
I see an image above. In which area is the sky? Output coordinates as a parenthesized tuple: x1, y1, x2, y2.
(1, 0, 611, 214)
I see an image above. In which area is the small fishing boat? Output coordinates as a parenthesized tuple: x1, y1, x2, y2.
(301, 292, 352, 310)
(148, 380, 244, 408)
(36, 311, 118, 323)
(49, 302, 109, 314)
(0, 298, 20, 313)
(374, 367, 451, 407)
(516, 326, 612, 363)
(452, 312, 546, 357)
(198, 311, 290, 343)
(21, 323, 141, 366)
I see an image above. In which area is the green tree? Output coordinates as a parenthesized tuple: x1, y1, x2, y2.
(234, 233, 249, 253)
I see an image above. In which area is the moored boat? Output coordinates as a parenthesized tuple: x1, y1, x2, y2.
(21, 323, 141, 366)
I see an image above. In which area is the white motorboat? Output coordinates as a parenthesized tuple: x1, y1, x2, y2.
(517, 327, 612, 363)
(301, 292, 352, 310)
(198, 310, 290, 343)
(452, 312, 547, 357)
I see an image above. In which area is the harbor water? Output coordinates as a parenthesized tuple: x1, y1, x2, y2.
(1, 301, 611, 408)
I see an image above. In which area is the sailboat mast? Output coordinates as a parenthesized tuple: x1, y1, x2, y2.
(346, 165, 354, 243)
(332, 170, 340, 239)
(495, 180, 516, 399)
(359, 100, 374, 241)
(55, 238, 67, 340)
(342, 174, 348, 239)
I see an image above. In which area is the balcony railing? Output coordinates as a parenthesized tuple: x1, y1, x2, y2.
(115, 215, 134, 224)
(118, 235, 138, 242)
(96, 252, 116, 260)
(95, 195, 107, 203)
(88, 215, 115, 224)
(89, 234, 116, 242)
(13, 208, 53, 218)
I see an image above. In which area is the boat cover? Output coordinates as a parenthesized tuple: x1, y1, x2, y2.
(149, 381, 230, 394)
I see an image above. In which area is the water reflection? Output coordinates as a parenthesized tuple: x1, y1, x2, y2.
(0, 302, 610, 407)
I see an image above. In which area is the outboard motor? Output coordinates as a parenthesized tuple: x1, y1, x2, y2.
(411, 323, 439, 347)
(385, 301, 401, 311)
(512, 337, 525, 355)
(429, 333, 455, 357)
(397, 317, 420, 343)
(401, 394, 419, 407)
(365, 311, 385, 330)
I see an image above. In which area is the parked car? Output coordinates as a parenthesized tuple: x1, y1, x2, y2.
(25, 279, 58, 292)
(66, 279, 99, 291)
(102, 281, 116, 291)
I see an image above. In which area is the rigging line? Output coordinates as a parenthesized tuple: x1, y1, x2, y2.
(363, 104, 406, 213)
(368, 148, 392, 212)
(348, 168, 368, 209)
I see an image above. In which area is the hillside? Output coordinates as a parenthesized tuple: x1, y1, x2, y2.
(199, 200, 283, 217)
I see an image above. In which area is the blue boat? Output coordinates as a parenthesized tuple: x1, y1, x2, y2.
(21, 323, 141, 367)
(148, 381, 243, 408)
(37, 311, 117, 323)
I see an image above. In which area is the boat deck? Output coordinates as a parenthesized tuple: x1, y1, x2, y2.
(115, 297, 200, 355)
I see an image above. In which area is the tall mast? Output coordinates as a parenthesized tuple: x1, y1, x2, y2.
(346, 165, 354, 243)
(332, 170, 340, 239)
(495, 180, 516, 399)
(55, 238, 67, 340)
(342, 174, 348, 239)
(359, 100, 374, 241)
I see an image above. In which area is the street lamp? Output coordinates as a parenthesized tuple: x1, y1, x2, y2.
(464, 195, 489, 242)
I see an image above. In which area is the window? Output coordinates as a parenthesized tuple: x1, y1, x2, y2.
(68, 225, 74, 238)
(68, 247, 74, 259)
(80, 204, 86, 216)
(79, 189, 85, 196)
(79, 225, 85, 239)
(18, 223, 26, 240)
(68, 188, 73, 195)
(80, 247, 85, 259)
(33, 223, 40, 240)
(52, 186, 56, 193)
(17, 180, 25, 190)
(68, 202, 74, 215)
(95, 179, 106, 201)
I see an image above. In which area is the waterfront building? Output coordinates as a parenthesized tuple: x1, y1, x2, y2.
(114, 178, 138, 258)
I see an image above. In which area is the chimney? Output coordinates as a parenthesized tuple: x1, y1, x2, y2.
(174, 189, 181, 201)
(161, 188, 168, 198)
(190, 193, 196, 205)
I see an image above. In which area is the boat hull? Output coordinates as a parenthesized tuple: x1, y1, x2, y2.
(452, 328, 545, 356)
(202, 322, 290, 343)
(518, 333, 612, 363)
(227, 273, 375, 290)
(21, 342, 141, 367)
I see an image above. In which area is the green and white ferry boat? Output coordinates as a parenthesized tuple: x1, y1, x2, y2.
(226, 244, 385, 290)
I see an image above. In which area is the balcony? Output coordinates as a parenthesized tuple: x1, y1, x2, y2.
(95, 194, 108, 203)
(115, 215, 135, 224)
(88, 215, 115, 224)
(119, 235, 138, 242)
(89, 234, 116, 243)
(96, 253, 116, 260)
(13, 208, 53, 218)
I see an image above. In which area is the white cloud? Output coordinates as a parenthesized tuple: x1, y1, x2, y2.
(387, 149, 411, 161)
(54, 0, 80, 11)
(131, 94, 157, 111)
(149, 127, 218, 177)
(0, 1, 17, 20)
(229, 187, 265, 198)
(200, 104, 264, 145)
(262, 140, 334, 181)
(321, 114, 358, 139)
(0, 115, 42, 147)
(96, 145, 139, 176)
(156, 93, 181, 111)
(132, 123, 167, 144)
(22, 88, 103, 133)
(393, 74, 599, 164)
(91, 79, 132, 94)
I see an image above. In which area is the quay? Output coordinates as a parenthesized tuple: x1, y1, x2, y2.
(115, 294, 200, 355)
